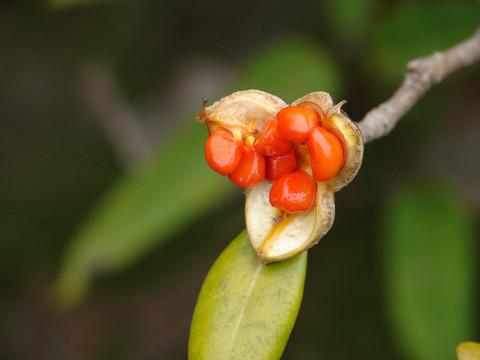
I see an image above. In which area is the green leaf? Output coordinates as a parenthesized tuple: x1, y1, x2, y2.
(382, 180, 476, 360)
(189, 230, 307, 360)
(324, 0, 375, 41)
(239, 34, 343, 102)
(53, 121, 234, 308)
(372, 1, 480, 84)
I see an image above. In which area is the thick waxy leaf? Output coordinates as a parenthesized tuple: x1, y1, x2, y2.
(53, 122, 233, 308)
(189, 230, 307, 360)
(382, 180, 475, 360)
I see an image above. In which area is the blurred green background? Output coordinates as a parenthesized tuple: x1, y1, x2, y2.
(0, 0, 479, 359)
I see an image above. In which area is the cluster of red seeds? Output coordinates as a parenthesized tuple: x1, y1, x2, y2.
(204, 106, 345, 212)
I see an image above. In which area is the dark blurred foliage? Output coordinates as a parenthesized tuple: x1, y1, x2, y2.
(0, 0, 479, 359)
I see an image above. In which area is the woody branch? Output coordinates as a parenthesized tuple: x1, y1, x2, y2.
(357, 27, 480, 144)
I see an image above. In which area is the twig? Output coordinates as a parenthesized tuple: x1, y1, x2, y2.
(358, 27, 480, 144)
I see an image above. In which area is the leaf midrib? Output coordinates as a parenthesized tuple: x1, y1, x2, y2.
(227, 262, 263, 356)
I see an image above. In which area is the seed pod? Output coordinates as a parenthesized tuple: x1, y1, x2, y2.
(197, 90, 364, 264)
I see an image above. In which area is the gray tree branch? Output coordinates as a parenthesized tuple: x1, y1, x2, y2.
(358, 27, 480, 144)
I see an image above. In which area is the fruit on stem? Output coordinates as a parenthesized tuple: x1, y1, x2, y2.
(197, 90, 364, 263)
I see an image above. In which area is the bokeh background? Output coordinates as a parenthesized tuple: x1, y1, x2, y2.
(1, 0, 479, 359)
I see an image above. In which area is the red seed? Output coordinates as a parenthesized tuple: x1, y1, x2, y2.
(228, 146, 265, 188)
(307, 126, 344, 181)
(269, 170, 316, 212)
(254, 118, 292, 156)
(277, 106, 319, 143)
(205, 129, 244, 175)
(265, 147, 296, 182)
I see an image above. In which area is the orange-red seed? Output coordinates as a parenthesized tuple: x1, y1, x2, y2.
(277, 106, 319, 143)
(269, 170, 316, 212)
(228, 146, 265, 188)
(265, 147, 296, 182)
(307, 126, 344, 181)
(205, 129, 244, 175)
(254, 118, 292, 156)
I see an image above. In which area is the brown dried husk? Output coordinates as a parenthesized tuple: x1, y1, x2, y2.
(197, 90, 364, 264)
